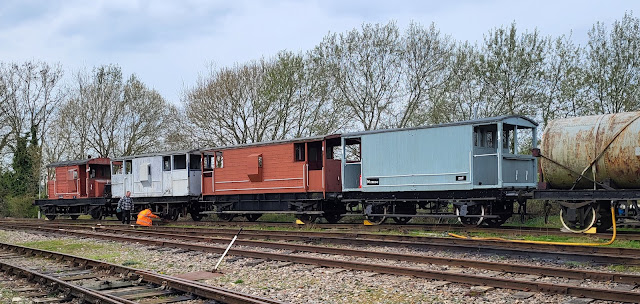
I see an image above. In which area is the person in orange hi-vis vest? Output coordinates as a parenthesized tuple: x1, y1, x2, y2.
(136, 208, 159, 226)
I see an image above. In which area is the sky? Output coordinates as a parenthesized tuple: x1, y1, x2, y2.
(0, 0, 638, 104)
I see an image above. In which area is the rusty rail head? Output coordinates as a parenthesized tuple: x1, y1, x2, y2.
(136, 270, 285, 304)
(0, 260, 135, 304)
(0, 242, 283, 304)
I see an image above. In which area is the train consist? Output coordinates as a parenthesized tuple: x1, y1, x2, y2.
(35, 112, 640, 232)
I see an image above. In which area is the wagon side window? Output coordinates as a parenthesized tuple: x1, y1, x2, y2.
(203, 155, 214, 169)
(294, 143, 305, 161)
(325, 137, 342, 160)
(344, 139, 361, 162)
(473, 127, 481, 147)
(486, 131, 493, 148)
(503, 129, 514, 154)
(173, 154, 187, 170)
(516, 127, 534, 154)
(125, 160, 132, 174)
(215, 152, 224, 168)
(163, 156, 171, 171)
(112, 162, 123, 175)
(189, 154, 201, 170)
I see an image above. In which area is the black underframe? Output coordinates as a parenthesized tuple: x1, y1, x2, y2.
(532, 189, 640, 201)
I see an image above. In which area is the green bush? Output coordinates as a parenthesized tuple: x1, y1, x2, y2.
(5, 195, 38, 218)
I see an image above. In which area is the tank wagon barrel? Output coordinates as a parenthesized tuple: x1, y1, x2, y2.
(534, 111, 640, 232)
(540, 111, 640, 189)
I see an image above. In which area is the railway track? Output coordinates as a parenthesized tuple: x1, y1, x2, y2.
(2, 221, 640, 302)
(0, 241, 285, 304)
(15, 217, 640, 241)
(7, 221, 640, 265)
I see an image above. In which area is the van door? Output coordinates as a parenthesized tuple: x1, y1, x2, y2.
(307, 141, 323, 191)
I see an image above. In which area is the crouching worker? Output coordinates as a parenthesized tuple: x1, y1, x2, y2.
(136, 208, 159, 226)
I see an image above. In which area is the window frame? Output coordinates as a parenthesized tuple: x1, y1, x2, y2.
(294, 143, 305, 162)
(215, 151, 224, 168)
(173, 154, 187, 170)
(162, 156, 171, 171)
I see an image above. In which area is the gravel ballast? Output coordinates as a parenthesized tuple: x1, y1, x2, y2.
(0, 228, 629, 304)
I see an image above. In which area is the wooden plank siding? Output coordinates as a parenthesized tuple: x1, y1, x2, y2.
(46, 158, 111, 199)
(203, 140, 341, 196)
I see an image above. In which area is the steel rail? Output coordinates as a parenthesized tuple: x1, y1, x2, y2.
(11, 218, 640, 241)
(7, 218, 640, 241)
(148, 227, 640, 260)
(3, 225, 640, 302)
(0, 243, 284, 304)
(4, 222, 639, 265)
(0, 260, 135, 304)
(93, 226, 640, 285)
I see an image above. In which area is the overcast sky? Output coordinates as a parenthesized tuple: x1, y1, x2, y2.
(0, 0, 638, 104)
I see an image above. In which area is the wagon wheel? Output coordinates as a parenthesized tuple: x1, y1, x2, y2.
(365, 205, 387, 225)
(217, 213, 235, 222)
(163, 211, 179, 221)
(483, 215, 509, 228)
(455, 204, 486, 227)
(560, 205, 597, 233)
(245, 214, 262, 222)
(392, 217, 411, 224)
(45, 215, 56, 221)
(296, 214, 318, 224)
(323, 212, 342, 224)
(391, 204, 416, 224)
(90, 208, 103, 220)
(190, 212, 203, 221)
(70, 215, 79, 220)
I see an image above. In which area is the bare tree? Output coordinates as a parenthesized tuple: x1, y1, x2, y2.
(83, 65, 124, 157)
(475, 23, 547, 116)
(186, 62, 271, 145)
(0, 61, 64, 153)
(0, 61, 64, 194)
(397, 22, 454, 127)
(0, 77, 10, 160)
(120, 75, 171, 155)
(53, 65, 174, 158)
(584, 12, 640, 114)
(432, 42, 486, 123)
(539, 34, 586, 125)
(312, 22, 403, 130)
(262, 51, 344, 138)
(162, 104, 198, 151)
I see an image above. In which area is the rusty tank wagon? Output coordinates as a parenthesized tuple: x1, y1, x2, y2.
(534, 111, 640, 232)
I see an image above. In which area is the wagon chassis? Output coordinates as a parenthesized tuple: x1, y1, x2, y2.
(339, 189, 531, 225)
(532, 189, 640, 233)
(199, 192, 344, 222)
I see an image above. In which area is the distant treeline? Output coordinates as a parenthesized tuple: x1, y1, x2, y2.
(0, 12, 639, 216)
